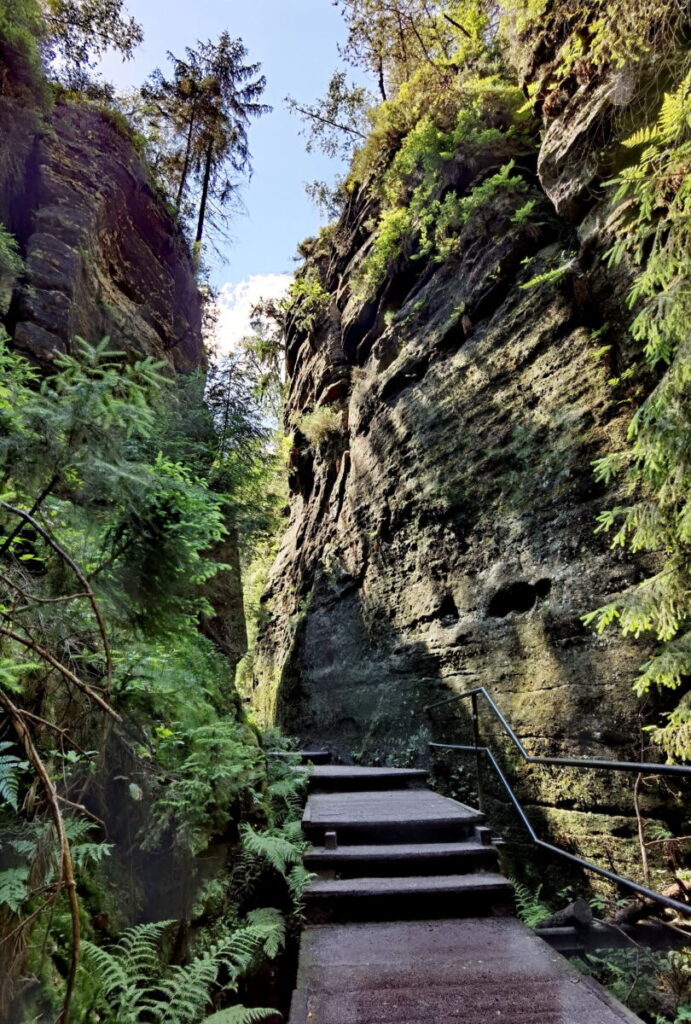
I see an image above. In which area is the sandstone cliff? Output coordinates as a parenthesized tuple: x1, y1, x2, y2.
(3, 99, 204, 370)
(250, 26, 673, 875)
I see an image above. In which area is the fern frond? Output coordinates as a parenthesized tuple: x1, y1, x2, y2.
(245, 908, 286, 959)
(239, 824, 302, 875)
(512, 879, 550, 928)
(203, 1007, 280, 1023)
(0, 742, 27, 810)
(0, 866, 29, 913)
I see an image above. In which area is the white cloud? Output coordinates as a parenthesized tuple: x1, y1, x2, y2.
(213, 273, 293, 356)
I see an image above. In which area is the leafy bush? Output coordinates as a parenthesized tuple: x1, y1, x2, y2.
(0, 222, 22, 280)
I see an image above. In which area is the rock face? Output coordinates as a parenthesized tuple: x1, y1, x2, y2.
(5, 100, 204, 370)
(251, 43, 669, 877)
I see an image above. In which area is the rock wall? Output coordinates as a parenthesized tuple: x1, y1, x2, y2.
(251, 31, 670, 875)
(4, 100, 204, 370)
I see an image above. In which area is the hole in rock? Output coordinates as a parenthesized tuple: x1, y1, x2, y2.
(438, 593, 460, 622)
(487, 578, 552, 617)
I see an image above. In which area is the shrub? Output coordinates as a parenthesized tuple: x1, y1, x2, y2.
(297, 407, 342, 448)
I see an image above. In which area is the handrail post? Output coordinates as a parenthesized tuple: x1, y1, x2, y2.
(471, 691, 485, 814)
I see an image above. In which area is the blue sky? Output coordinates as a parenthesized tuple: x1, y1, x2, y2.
(99, 0, 359, 350)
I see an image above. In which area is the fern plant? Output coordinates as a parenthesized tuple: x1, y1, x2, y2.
(82, 909, 285, 1024)
(0, 740, 26, 810)
(511, 879, 550, 928)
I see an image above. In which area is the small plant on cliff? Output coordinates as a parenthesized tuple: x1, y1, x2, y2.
(297, 407, 343, 449)
(284, 270, 330, 334)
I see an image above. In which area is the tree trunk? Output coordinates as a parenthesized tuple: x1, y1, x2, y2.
(175, 94, 197, 212)
(377, 57, 387, 102)
(195, 136, 214, 244)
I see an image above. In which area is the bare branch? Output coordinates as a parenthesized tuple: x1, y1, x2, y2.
(0, 694, 80, 1024)
(0, 626, 120, 721)
(443, 11, 472, 38)
(287, 100, 367, 139)
(0, 502, 113, 691)
(19, 710, 90, 757)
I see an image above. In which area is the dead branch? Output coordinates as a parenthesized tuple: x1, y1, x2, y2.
(0, 694, 79, 1024)
(0, 502, 113, 691)
(19, 710, 89, 757)
(0, 575, 90, 607)
(56, 795, 106, 830)
(645, 835, 691, 846)
(287, 101, 367, 138)
(0, 626, 120, 721)
(610, 880, 691, 926)
(443, 11, 472, 37)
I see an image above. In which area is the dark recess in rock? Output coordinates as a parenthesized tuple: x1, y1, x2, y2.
(487, 579, 552, 618)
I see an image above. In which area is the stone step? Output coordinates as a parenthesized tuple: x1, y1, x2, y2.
(268, 749, 331, 764)
(308, 765, 427, 792)
(305, 839, 499, 876)
(289, 919, 645, 1024)
(303, 789, 483, 844)
(304, 872, 513, 923)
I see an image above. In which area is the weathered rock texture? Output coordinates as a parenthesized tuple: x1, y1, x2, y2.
(4, 100, 204, 370)
(251, 36, 674, 878)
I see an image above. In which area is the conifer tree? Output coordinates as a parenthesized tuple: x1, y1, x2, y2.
(143, 33, 270, 247)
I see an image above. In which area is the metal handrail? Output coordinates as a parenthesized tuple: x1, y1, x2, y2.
(425, 686, 691, 777)
(425, 687, 691, 918)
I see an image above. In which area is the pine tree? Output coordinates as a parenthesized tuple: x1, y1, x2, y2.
(143, 33, 270, 247)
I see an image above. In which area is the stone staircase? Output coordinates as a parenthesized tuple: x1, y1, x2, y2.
(288, 763, 644, 1024)
(302, 765, 512, 923)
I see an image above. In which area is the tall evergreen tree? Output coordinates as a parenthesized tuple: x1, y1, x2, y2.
(143, 33, 270, 248)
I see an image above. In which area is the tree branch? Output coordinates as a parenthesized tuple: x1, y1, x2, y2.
(0, 502, 113, 691)
(288, 100, 367, 139)
(0, 694, 80, 1024)
(443, 12, 472, 38)
(0, 626, 120, 721)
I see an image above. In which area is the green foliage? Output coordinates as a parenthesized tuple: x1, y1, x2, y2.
(583, 66, 691, 757)
(0, 740, 26, 810)
(335, 0, 494, 96)
(511, 878, 550, 927)
(0, 222, 23, 281)
(107, 454, 227, 633)
(0, 866, 30, 913)
(204, 1008, 278, 1024)
(284, 271, 330, 334)
(348, 60, 535, 295)
(359, 155, 531, 291)
(82, 910, 285, 1024)
(239, 823, 304, 875)
(286, 70, 373, 160)
(502, 0, 688, 77)
(0, 331, 302, 1019)
(574, 947, 691, 1023)
(138, 34, 270, 246)
(297, 407, 343, 449)
(520, 251, 576, 290)
(144, 721, 264, 855)
(41, 0, 143, 71)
